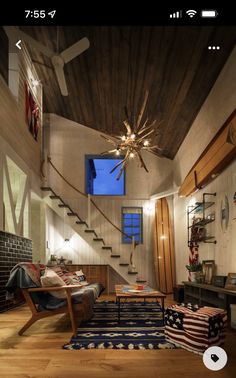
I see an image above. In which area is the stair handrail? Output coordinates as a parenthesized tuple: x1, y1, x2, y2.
(43, 157, 135, 242)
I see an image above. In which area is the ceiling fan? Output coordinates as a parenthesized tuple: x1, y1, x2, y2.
(4, 26, 90, 96)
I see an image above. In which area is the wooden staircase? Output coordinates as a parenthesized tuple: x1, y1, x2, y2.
(41, 187, 146, 284)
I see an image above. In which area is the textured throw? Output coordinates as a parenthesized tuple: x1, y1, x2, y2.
(63, 301, 177, 350)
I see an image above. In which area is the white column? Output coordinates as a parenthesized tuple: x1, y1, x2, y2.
(87, 194, 91, 228)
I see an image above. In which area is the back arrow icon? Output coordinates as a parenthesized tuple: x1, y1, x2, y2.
(16, 40, 22, 50)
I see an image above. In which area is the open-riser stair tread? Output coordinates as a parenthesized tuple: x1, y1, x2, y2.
(136, 280, 147, 283)
(110, 254, 120, 258)
(85, 229, 97, 237)
(43, 186, 138, 283)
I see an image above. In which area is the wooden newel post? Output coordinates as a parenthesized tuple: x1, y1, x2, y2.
(129, 236, 136, 273)
(87, 194, 91, 228)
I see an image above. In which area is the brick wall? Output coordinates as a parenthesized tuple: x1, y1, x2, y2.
(0, 231, 32, 312)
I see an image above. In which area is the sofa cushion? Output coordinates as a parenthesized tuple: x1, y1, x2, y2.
(40, 268, 67, 298)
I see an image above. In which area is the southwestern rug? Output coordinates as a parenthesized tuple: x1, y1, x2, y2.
(63, 300, 177, 350)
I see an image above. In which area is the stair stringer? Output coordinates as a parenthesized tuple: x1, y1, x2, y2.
(43, 194, 138, 284)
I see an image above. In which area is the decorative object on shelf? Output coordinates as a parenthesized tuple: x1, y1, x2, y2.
(186, 262, 202, 283)
(100, 91, 165, 180)
(221, 195, 229, 232)
(224, 273, 236, 291)
(187, 192, 217, 247)
(187, 241, 199, 281)
(47, 254, 58, 266)
(202, 260, 215, 284)
(212, 275, 227, 288)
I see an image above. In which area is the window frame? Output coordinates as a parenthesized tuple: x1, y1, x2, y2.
(121, 206, 143, 244)
(85, 154, 126, 196)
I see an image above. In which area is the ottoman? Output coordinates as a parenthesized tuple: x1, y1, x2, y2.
(165, 304, 227, 353)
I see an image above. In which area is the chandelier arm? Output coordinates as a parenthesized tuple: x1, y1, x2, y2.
(137, 123, 155, 136)
(136, 118, 148, 134)
(123, 120, 132, 135)
(100, 149, 118, 155)
(137, 151, 149, 172)
(110, 157, 126, 174)
(136, 90, 149, 130)
(116, 161, 127, 180)
(100, 134, 119, 145)
(138, 129, 155, 141)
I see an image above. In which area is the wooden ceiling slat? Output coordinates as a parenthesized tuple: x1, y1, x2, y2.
(20, 26, 236, 159)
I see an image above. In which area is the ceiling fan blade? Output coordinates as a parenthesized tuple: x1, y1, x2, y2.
(53, 63, 68, 96)
(60, 37, 90, 64)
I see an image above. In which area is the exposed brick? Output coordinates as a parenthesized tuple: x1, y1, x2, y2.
(0, 231, 32, 312)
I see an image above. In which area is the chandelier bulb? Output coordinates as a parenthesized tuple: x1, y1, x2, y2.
(115, 149, 120, 156)
(131, 133, 136, 140)
(130, 152, 135, 158)
(143, 140, 149, 146)
(121, 135, 126, 141)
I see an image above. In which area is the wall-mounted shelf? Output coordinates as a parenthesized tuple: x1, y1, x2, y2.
(187, 192, 217, 246)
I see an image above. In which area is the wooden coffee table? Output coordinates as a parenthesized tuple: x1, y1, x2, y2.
(115, 284, 166, 322)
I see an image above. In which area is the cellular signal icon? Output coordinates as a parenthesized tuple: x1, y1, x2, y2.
(169, 10, 182, 19)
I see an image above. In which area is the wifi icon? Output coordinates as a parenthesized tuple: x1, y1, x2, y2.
(186, 9, 197, 18)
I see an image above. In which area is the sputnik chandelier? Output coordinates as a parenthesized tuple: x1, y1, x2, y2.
(100, 91, 163, 180)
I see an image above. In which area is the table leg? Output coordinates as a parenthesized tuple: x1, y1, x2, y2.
(118, 298, 120, 322)
(161, 297, 165, 324)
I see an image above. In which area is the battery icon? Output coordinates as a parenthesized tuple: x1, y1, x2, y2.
(201, 10, 218, 18)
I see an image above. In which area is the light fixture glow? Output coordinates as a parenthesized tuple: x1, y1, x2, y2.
(100, 90, 164, 180)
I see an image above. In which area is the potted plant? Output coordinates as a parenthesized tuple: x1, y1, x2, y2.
(186, 262, 202, 282)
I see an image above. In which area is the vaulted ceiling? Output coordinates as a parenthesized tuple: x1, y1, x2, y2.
(20, 26, 236, 159)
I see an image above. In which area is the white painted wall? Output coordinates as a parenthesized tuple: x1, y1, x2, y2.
(173, 47, 236, 284)
(44, 114, 174, 287)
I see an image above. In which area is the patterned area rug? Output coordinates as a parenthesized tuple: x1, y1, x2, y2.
(63, 300, 177, 350)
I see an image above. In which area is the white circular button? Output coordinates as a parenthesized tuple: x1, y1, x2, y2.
(203, 346, 227, 371)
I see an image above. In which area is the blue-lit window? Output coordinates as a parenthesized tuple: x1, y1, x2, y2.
(85, 156, 125, 195)
(122, 207, 143, 244)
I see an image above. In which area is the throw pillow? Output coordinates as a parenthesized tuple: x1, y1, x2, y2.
(75, 270, 89, 285)
(40, 268, 66, 298)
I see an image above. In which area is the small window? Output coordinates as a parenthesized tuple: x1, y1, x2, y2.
(122, 207, 143, 244)
(85, 156, 125, 195)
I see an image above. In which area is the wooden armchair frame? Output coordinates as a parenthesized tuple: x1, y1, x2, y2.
(19, 284, 92, 336)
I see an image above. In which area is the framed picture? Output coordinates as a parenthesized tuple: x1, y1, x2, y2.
(225, 273, 236, 291)
(202, 260, 215, 284)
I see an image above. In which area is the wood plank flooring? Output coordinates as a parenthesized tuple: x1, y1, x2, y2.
(0, 295, 235, 378)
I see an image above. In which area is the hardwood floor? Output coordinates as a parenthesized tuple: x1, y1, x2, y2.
(0, 294, 235, 378)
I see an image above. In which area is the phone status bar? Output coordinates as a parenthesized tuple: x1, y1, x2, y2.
(0, 6, 236, 25)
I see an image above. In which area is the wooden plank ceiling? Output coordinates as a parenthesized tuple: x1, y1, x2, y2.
(20, 26, 236, 159)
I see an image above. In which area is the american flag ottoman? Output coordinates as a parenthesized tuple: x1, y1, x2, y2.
(165, 304, 227, 354)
